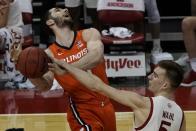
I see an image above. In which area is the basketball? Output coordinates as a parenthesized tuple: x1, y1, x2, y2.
(16, 47, 51, 78)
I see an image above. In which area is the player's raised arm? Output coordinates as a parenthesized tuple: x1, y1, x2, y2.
(71, 28, 104, 70)
(52, 59, 148, 110)
(0, 0, 10, 27)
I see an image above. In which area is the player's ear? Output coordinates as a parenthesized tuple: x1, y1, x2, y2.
(162, 82, 168, 89)
(46, 19, 55, 27)
(160, 81, 167, 90)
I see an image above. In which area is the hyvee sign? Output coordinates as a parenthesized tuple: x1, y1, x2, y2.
(104, 54, 146, 77)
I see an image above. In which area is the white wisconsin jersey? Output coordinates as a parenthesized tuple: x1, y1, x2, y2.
(7, 0, 23, 28)
(0, 27, 22, 78)
(134, 96, 184, 131)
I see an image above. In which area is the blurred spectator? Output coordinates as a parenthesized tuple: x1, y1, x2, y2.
(0, 0, 34, 89)
(39, 0, 56, 48)
(175, 0, 196, 87)
(191, 0, 196, 16)
(18, 0, 33, 48)
(180, 17, 196, 87)
(64, 0, 99, 29)
(145, 0, 161, 54)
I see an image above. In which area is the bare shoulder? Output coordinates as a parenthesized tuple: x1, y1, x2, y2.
(82, 28, 101, 42)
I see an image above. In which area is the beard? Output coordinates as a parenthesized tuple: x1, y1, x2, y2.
(53, 16, 73, 28)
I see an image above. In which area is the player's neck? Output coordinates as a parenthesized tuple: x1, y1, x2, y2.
(54, 27, 74, 47)
(155, 91, 174, 100)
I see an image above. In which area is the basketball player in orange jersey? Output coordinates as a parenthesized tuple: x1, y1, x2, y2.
(28, 8, 116, 131)
(51, 60, 186, 131)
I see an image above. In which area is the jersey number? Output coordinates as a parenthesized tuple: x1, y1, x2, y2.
(159, 120, 171, 131)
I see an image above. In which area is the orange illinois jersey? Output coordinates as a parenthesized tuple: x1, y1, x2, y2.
(49, 30, 109, 103)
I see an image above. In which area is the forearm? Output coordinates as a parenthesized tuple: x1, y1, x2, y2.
(101, 85, 144, 109)
(102, 85, 132, 106)
(64, 63, 96, 88)
(29, 71, 54, 91)
(30, 77, 52, 91)
(64, 63, 144, 109)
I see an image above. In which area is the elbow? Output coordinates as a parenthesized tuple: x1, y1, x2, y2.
(92, 51, 104, 65)
(93, 57, 102, 66)
(85, 53, 103, 69)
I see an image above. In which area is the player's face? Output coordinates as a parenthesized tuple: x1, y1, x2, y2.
(49, 8, 69, 18)
(49, 8, 71, 27)
(148, 67, 167, 94)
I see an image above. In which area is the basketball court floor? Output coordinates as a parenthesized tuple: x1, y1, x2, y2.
(0, 86, 195, 131)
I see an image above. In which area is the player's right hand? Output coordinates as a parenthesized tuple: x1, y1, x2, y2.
(10, 42, 22, 63)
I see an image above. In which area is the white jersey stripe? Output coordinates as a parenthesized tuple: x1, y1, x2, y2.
(69, 97, 91, 131)
(135, 97, 153, 130)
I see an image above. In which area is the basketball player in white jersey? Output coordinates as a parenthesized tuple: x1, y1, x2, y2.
(0, 0, 34, 88)
(6, 1, 61, 90)
(50, 60, 186, 131)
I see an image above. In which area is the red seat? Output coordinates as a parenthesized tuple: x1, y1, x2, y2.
(98, 10, 144, 25)
(101, 33, 144, 45)
(98, 0, 146, 77)
(97, 0, 145, 45)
